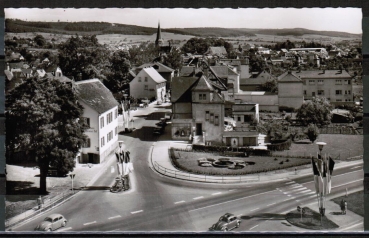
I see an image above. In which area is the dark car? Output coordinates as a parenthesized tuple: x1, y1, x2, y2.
(153, 126, 165, 135)
(210, 213, 241, 231)
(156, 118, 167, 127)
(34, 214, 67, 231)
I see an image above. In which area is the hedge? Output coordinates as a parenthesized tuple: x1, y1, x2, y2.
(267, 139, 292, 151)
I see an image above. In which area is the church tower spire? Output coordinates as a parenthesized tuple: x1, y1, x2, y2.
(155, 21, 164, 47)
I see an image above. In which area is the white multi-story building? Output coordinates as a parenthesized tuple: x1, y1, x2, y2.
(74, 79, 119, 164)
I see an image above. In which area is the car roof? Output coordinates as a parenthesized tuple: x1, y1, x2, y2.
(223, 213, 235, 217)
(46, 214, 63, 219)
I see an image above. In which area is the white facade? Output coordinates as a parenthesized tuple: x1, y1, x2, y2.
(130, 67, 166, 101)
(79, 102, 119, 164)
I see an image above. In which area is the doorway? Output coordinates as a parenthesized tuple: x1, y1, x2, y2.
(88, 153, 94, 163)
(196, 123, 202, 136)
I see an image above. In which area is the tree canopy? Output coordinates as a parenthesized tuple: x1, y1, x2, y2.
(181, 37, 234, 55)
(103, 50, 131, 96)
(296, 97, 333, 126)
(6, 77, 87, 194)
(58, 35, 109, 81)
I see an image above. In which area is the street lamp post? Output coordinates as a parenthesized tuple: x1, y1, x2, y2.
(69, 173, 75, 194)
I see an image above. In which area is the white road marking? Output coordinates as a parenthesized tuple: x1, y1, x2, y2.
(228, 189, 236, 191)
(332, 179, 363, 188)
(174, 201, 185, 204)
(300, 169, 362, 185)
(288, 184, 302, 188)
(340, 221, 363, 231)
(131, 210, 143, 214)
(251, 208, 260, 212)
(351, 166, 361, 169)
(267, 202, 276, 207)
(212, 192, 222, 195)
(287, 194, 291, 197)
(83, 221, 96, 226)
(290, 188, 306, 192)
(295, 190, 310, 194)
(57, 227, 72, 232)
(193, 196, 204, 200)
(308, 195, 316, 198)
(250, 225, 259, 230)
(108, 215, 121, 220)
(307, 191, 316, 195)
(237, 214, 243, 217)
(285, 181, 294, 184)
(290, 197, 295, 199)
(189, 190, 274, 212)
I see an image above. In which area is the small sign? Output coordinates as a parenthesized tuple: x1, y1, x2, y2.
(70, 174, 75, 179)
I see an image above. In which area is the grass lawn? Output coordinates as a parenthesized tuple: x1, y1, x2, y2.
(331, 191, 364, 217)
(172, 150, 310, 176)
(286, 207, 339, 230)
(272, 134, 363, 160)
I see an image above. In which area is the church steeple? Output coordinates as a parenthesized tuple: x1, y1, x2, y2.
(155, 21, 164, 47)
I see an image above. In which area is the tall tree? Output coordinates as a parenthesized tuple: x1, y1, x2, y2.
(296, 97, 333, 126)
(104, 50, 131, 95)
(58, 35, 109, 80)
(34, 35, 46, 47)
(162, 49, 182, 71)
(6, 77, 87, 194)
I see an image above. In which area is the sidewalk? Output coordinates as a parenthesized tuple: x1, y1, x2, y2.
(6, 151, 118, 229)
(150, 140, 363, 184)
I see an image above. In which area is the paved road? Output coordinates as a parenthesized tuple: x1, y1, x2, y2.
(11, 104, 363, 232)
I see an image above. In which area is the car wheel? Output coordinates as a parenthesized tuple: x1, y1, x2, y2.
(47, 228, 52, 232)
(62, 221, 66, 227)
(222, 227, 228, 232)
(236, 221, 240, 228)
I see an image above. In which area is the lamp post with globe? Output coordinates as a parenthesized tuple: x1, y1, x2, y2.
(316, 141, 326, 221)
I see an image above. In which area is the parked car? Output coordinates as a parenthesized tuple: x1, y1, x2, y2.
(34, 214, 67, 231)
(209, 213, 241, 231)
(156, 118, 167, 127)
(153, 126, 165, 135)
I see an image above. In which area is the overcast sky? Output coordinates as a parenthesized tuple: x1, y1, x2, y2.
(5, 8, 362, 34)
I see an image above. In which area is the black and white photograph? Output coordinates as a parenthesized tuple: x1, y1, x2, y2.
(3, 7, 363, 232)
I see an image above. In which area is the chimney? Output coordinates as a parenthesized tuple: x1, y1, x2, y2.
(192, 66, 196, 77)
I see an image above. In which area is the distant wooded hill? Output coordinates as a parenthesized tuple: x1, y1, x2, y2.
(5, 19, 361, 38)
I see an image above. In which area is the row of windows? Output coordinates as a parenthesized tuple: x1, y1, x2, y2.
(336, 99, 352, 102)
(138, 77, 148, 82)
(199, 93, 207, 100)
(205, 111, 219, 126)
(100, 127, 118, 148)
(307, 79, 351, 85)
(100, 109, 118, 129)
(304, 90, 351, 96)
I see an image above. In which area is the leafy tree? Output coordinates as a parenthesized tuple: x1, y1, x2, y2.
(6, 77, 87, 194)
(162, 49, 182, 71)
(181, 37, 234, 55)
(258, 79, 278, 93)
(128, 42, 158, 66)
(304, 123, 320, 143)
(104, 50, 131, 95)
(296, 97, 333, 126)
(256, 120, 290, 142)
(34, 35, 46, 47)
(58, 35, 109, 80)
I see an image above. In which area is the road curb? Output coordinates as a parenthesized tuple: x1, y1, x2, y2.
(149, 142, 363, 185)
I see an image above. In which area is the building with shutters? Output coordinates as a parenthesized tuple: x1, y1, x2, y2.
(74, 79, 119, 164)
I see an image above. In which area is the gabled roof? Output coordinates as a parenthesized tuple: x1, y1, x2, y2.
(206, 46, 227, 56)
(192, 76, 214, 92)
(210, 66, 238, 78)
(179, 66, 202, 77)
(171, 76, 199, 103)
(137, 62, 174, 73)
(278, 71, 303, 82)
(141, 67, 166, 83)
(75, 79, 119, 114)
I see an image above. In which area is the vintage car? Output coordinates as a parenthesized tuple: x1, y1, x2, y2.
(153, 126, 165, 135)
(209, 213, 241, 231)
(34, 214, 67, 231)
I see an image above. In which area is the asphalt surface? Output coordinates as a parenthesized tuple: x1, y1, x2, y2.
(10, 104, 363, 232)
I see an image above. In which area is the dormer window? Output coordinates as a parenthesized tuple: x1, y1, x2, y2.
(199, 93, 206, 100)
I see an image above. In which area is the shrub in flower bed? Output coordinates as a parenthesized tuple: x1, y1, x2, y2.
(169, 149, 310, 176)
